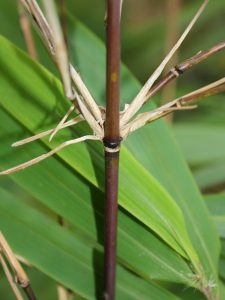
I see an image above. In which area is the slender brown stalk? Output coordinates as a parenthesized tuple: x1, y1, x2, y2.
(103, 0, 121, 299)
(162, 0, 181, 109)
(180, 79, 225, 104)
(0, 254, 24, 300)
(18, 1, 38, 60)
(58, 0, 68, 47)
(0, 232, 37, 300)
(145, 40, 225, 102)
(23, 286, 37, 300)
(121, 77, 225, 137)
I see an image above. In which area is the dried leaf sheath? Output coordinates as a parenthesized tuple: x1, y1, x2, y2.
(0, 0, 224, 181)
(0, 136, 99, 176)
(42, 0, 73, 99)
(0, 254, 24, 300)
(120, 0, 208, 127)
(121, 77, 225, 137)
(20, 0, 103, 132)
(0, 1, 225, 298)
(0, 232, 36, 300)
(144, 40, 225, 104)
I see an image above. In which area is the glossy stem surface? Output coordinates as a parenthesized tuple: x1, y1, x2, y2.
(103, 0, 121, 299)
(24, 285, 37, 300)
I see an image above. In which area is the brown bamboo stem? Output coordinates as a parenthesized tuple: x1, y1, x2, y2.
(103, 0, 121, 299)
(23, 286, 37, 300)
(103, 151, 120, 300)
(145, 40, 225, 102)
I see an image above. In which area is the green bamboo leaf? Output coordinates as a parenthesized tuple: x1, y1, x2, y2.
(0, 36, 200, 269)
(0, 108, 193, 285)
(220, 281, 225, 299)
(205, 193, 225, 238)
(173, 124, 225, 165)
(173, 123, 225, 190)
(219, 258, 225, 281)
(0, 187, 181, 300)
(68, 17, 220, 298)
(220, 240, 225, 282)
(0, 1, 223, 298)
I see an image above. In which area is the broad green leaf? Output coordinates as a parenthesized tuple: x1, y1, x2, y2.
(0, 36, 200, 270)
(205, 193, 225, 238)
(220, 240, 225, 282)
(173, 124, 225, 165)
(0, 108, 193, 285)
(0, 2, 222, 299)
(0, 15, 221, 298)
(68, 17, 220, 298)
(0, 187, 180, 300)
(219, 258, 225, 281)
(220, 281, 225, 299)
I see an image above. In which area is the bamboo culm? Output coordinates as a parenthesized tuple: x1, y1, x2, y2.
(103, 0, 121, 299)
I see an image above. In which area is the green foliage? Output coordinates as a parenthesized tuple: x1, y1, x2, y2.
(0, 1, 225, 300)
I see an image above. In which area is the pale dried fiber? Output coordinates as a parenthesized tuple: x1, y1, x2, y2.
(0, 254, 24, 300)
(0, 232, 29, 287)
(12, 115, 84, 147)
(120, 0, 208, 127)
(49, 105, 75, 142)
(42, 0, 74, 99)
(0, 136, 99, 176)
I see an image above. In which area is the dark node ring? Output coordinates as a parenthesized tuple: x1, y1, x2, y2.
(103, 137, 122, 149)
(174, 65, 184, 75)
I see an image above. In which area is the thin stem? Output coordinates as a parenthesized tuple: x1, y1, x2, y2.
(161, 0, 181, 111)
(20, 0, 103, 129)
(180, 78, 225, 104)
(57, 284, 73, 300)
(0, 254, 24, 300)
(0, 232, 37, 300)
(103, 151, 120, 300)
(120, 0, 208, 127)
(23, 286, 37, 300)
(18, 1, 38, 60)
(58, 0, 68, 47)
(103, 0, 121, 299)
(145, 40, 225, 103)
(104, 0, 121, 140)
(121, 77, 225, 137)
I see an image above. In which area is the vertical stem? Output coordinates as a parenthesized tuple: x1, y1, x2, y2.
(23, 285, 37, 300)
(103, 0, 121, 299)
(58, 0, 68, 47)
(103, 152, 120, 300)
(18, 1, 38, 60)
(105, 0, 121, 141)
(161, 0, 181, 110)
